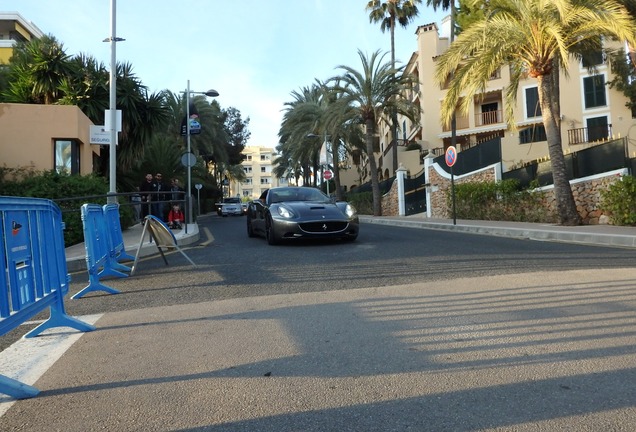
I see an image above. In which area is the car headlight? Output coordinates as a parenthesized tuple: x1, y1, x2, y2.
(345, 203, 357, 218)
(276, 206, 295, 219)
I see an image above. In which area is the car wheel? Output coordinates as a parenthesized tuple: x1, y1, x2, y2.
(247, 216, 256, 238)
(265, 216, 279, 245)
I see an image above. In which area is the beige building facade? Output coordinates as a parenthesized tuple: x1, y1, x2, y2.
(234, 146, 288, 200)
(0, 103, 99, 177)
(344, 20, 636, 192)
(0, 12, 43, 64)
(1, 14, 99, 178)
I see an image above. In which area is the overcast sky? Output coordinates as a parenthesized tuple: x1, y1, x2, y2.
(7, 1, 447, 148)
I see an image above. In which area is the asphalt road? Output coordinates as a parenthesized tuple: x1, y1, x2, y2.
(70, 214, 636, 307)
(5, 214, 636, 342)
(2, 215, 636, 431)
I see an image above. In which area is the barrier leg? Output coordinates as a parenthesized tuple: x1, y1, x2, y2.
(71, 273, 120, 299)
(24, 297, 96, 338)
(0, 375, 39, 399)
(98, 266, 129, 279)
(117, 251, 136, 262)
(111, 260, 132, 273)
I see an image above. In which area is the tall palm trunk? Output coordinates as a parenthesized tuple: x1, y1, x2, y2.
(537, 70, 581, 226)
(389, 16, 399, 173)
(366, 119, 382, 215)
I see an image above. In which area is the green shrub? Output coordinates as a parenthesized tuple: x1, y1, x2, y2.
(346, 191, 373, 215)
(600, 175, 636, 226)
(1, 170, 110, 246)
(447, 179, 556, 223)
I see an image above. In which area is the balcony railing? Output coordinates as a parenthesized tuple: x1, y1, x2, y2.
(476, 110, 503, 126)
(442, 115, 470, 132)
(441, 110, 504, 132)
(568, 124, 613, 145)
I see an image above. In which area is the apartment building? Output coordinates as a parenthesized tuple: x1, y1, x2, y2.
(234, 146, 288, 200)
(0, 12, 43, 64)
(367, 19, 635, 184)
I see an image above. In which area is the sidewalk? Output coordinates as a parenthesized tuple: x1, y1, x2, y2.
(64, 221, 201, 273)
(359, 215, 636, 249)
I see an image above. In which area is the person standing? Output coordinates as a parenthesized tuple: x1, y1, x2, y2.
(170, 178, 185, 205)
(139, 173, 156, 221)
(154, 173, 168, 220)
(131, 187, 142, 223)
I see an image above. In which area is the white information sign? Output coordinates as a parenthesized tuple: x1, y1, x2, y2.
(90, 125, 115, 145)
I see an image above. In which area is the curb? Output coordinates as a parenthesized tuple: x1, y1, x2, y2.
(359, 216, 636, 249)
(66, 224, 201, 273)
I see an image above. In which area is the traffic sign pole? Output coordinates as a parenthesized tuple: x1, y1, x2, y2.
(445, 146, 458, 226)
(323, 167, 332, 198)
(451, 165, 456, 226)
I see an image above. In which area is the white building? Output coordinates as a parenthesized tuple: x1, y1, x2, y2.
(235, 146, 288, 200)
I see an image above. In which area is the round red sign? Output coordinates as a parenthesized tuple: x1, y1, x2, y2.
(324, 170, 333, 180)
(445, 146, 457, 168)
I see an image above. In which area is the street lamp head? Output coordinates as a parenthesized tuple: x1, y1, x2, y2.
(205, 89, 219, 97)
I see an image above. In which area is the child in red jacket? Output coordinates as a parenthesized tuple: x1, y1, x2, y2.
(168, 204, 184, 229)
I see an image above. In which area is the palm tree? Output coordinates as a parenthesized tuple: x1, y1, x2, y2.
(435, 0, 636, 225)
(154, 90, 230, 193)
(366, 0, 422, 173)
(280, 80, 363, 198)
(330, 49, 420, 216)
(106, 63, 171, 183)
(279, 83, 326, 187)
(322, 83, 366, 200)
(58, 54, 109, 121)
(3, 35, 75, 104)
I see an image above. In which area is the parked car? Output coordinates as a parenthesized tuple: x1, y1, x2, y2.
(217, 197, 243, 217)
(246, 187, 359, 245)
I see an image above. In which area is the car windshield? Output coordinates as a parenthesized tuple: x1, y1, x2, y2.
(269, 188, 329, 204)
(223, 198, 240, 204)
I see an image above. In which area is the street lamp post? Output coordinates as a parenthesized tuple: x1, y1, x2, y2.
(183, 80, 219, 227)
(105, 0, 125, 204)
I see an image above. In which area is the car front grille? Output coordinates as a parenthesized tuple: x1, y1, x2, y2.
(299, 221, 348, 233)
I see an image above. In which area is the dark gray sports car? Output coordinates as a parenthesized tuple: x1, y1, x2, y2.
(246, 187, 359, 245)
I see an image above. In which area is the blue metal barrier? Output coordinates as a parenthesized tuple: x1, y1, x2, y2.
(71, 204, 128, 299)
(0, 196, 95, 399)
(103, 203, 134, 269)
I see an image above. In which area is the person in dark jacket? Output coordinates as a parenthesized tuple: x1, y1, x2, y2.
(154, 173, 168, 220)
(139, 173, 156, 221)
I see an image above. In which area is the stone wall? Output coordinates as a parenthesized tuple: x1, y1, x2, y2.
(381, 179, 399, 216)
(534, 174, 623, 224)
(427, 165, 498, 219)
(400, 162, 626, 224)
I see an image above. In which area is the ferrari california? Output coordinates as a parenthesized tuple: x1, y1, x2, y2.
(246, 187, 359, 245)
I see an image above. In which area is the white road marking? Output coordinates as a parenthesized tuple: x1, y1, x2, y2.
(0, 314, 103, 416)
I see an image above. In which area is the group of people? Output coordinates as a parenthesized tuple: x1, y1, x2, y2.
(136, 173, 185, 229)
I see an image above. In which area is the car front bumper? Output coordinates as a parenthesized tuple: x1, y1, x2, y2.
(271, 217, 359, 240)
